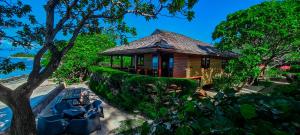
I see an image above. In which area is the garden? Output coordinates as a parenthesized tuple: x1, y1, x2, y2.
(89, 66, 300, 135)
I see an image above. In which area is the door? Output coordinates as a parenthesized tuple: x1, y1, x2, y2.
(161, 54, 173, 77)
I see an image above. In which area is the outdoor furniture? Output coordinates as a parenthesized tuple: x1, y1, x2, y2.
(53, 101, 72, 114)
(66, 111, 101, 135)
(37, 114, 68, 135)
(62, 89, 82, 105)
(84, 100, 104, 118)
(63, 106, 86, 119)
(92, 100, 104, 118)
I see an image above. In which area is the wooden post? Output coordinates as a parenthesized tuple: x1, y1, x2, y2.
(120, 56, 124, 69)
(110, 55, 113, 67)
(158, 53, 162, 77)
(134, 55, 137, 72)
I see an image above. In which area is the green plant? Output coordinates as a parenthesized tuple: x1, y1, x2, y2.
(89, 66, 197, 119)
(212, 0, 300, 88)
(44, 34, 116, 84)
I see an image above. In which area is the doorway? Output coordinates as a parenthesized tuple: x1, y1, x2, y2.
(161, 54, 173, 77)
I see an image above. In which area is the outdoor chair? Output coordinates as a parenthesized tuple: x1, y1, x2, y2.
(65, 111, 101, 135)
(37, 114, 68, 135)
(84, 100, 104, 117)
(53, 101, 72, 114)
(86, 100, 104, 118)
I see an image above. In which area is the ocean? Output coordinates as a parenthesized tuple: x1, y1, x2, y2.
(0, 43, 48, 132)
(0, 42, 37, 79)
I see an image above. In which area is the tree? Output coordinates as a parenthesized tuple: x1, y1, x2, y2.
(44, 34, 116, 84)
(212, 0, 300, 89)
(0, 0, 198, 134)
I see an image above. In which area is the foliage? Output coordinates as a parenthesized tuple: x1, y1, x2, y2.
(240, 104, 256, 119)
(266, 68, 283, 78)
(289, 64, 300, 73)
(212, 74, 236, 91)
(11, 52, 35, 58)
(0, 0, 33, 74)
(43, 34, 115, 84)
(121, 88, 300, 135)
(89, 66, 197, 119)
(90, 67, 300, 135)
(212, 0, 300, 87)
(271, 82, 300, 101)
(0, 0, 198, 134)
(0, 58, 25, 74)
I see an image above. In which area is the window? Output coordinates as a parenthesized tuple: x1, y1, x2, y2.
(169, 56, 174, 69)
(222, 59, 228, 69)
(201, 57, 210, 68)
(137, 55, 144, 66)
(152, 55, 158, 69)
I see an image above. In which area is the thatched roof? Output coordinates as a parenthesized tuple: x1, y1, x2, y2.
(102, 29, 237, 57)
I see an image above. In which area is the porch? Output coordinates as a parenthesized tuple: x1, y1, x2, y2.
(104, 53, 174, 77)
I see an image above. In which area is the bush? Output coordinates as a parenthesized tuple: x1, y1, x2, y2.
(44, 34, 115, 84)
(212, 75, 235, 91)
(272, 82, 300, 100)
(127, 92, 300, 135)
(89, 66, 197, 119)
(289, 64, 300, 73)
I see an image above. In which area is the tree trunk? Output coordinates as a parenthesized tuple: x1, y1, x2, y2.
(248, 66, 267, 86)
(8, 95, 36, 135)
(236, 80, 247, 91)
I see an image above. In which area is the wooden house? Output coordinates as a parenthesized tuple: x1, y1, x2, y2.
(102, 29, 237, 84)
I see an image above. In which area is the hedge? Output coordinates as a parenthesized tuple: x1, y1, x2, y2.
(89, 66, 197, 119)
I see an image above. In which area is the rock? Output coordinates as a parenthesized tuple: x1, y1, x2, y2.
(199, 89, 207, 97)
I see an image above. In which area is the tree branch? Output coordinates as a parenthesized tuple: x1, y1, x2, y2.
(53, 0, 79, 35)
(45, 0, 59, 53)
(28, 46, 48, 82)
(61, 12, 92, 55)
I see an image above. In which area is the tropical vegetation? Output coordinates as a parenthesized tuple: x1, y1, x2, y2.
(89, 67, 197, 119)
(43, 34, 116, 84)
(212, 0, 300, 90)
(0, 0, 197, 134)
(11, 53, 35, 58)
(88, 0, 300, 134)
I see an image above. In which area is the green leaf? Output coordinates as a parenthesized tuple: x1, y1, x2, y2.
(240, 104, 256, 119)
(175, 126, 193, 135)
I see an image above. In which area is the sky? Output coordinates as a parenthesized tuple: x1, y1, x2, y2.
(23, 0, 265, 44)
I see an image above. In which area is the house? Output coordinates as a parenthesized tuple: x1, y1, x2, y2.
(101, 29, 237, 84)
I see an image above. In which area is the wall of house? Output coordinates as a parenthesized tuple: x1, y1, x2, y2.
(187, 56, 224, 84)
(173, 53, 188, 78)
(144, 54, 152, 69)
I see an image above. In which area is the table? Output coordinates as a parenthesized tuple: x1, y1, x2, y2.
(61, 89, 82, 105)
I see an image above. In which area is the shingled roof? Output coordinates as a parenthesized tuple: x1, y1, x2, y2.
(102, 29, 236, 57)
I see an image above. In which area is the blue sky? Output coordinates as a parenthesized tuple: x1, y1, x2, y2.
(125, 0, 265, 43)
(25, 0, 264, 44)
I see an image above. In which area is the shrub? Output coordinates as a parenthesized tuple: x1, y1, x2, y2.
(89, 66, 197, 119)
(128, 92, 300, 135)
(44, 34, 116, 84)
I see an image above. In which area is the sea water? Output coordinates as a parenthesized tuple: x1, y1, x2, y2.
(0, 43, 43, 132)
(0, 42, 36, 79)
